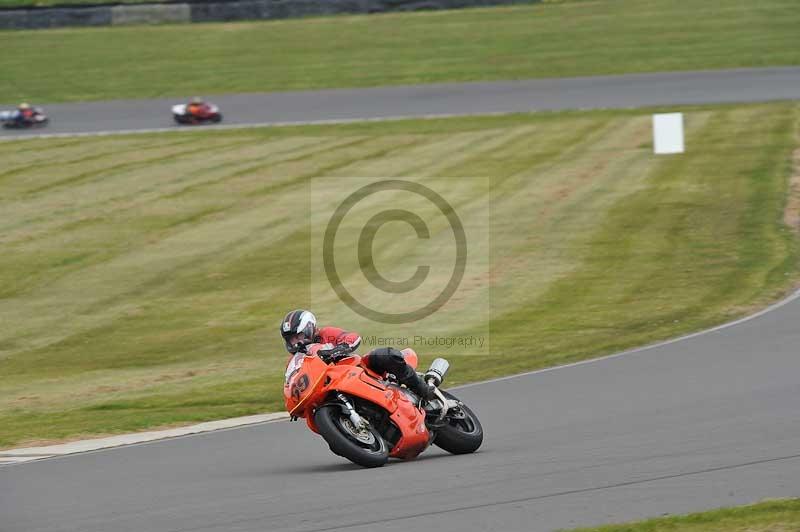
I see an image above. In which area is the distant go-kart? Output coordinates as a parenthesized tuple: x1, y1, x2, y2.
(172, 103, 223, 125)
(0, 108, 49, 129)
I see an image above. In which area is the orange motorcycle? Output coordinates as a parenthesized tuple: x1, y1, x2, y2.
(284, 346, 483, 468)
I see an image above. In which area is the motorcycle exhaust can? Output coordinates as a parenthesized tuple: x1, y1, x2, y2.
(425, 358, 449, 387)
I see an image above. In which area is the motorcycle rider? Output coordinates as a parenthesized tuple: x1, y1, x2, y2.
(187, 96, 208, 117)
(16, 103, 36, 123)
(280, 309, 436, 401)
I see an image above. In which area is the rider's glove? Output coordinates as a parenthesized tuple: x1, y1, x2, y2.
(291, 342, 308, 354)
(318, 343, 353, 363)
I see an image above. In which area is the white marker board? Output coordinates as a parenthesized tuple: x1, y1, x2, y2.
(653, 113, 684, 154)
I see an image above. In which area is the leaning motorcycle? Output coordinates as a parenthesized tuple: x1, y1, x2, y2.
(172, 103, 222, 125)
(0, 109, 49, 129)
(284, 347, 483, 468)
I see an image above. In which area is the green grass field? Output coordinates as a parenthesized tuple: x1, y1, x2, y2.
(1, 102, 798, 449)
(1, 0, 799, 102)
(564, 499, 800, 532)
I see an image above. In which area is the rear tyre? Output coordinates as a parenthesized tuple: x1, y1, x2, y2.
(433, 391, 483, 454)
(314, 404, 389, 468)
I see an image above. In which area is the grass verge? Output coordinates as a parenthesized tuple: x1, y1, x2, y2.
(0, 102, 798, 449)
(563, 499, 800, 532)
(1, 0, 799, 102)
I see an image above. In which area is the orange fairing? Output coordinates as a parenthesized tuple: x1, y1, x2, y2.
(283, 349, 431, 459)
(284, 354, 401, 420)
(388, 389, 430, 458)
(400, 348, 418, 370)
(283, 354, 327, 417)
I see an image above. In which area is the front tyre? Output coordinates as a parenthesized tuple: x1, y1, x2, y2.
(314, 404, 389, 468)
(433, 391, 483, 454)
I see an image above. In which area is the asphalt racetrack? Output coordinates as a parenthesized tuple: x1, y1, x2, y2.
(3, 292, 800, 532)
(2, 67, 800, 138)
(2, 68, 800, 532)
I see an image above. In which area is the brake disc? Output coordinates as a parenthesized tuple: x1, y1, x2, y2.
(341, 417, 376, 445)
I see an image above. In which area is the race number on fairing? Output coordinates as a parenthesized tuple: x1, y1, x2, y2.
(284, 353, 305, 384)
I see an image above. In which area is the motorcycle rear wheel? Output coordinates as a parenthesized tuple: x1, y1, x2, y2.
(314, 404, 389, 468)
(433, 391, 483, 454)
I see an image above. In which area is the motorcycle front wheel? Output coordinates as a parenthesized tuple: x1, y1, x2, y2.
(314, 404, 389, 468)
(432, 390, 483, 454)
